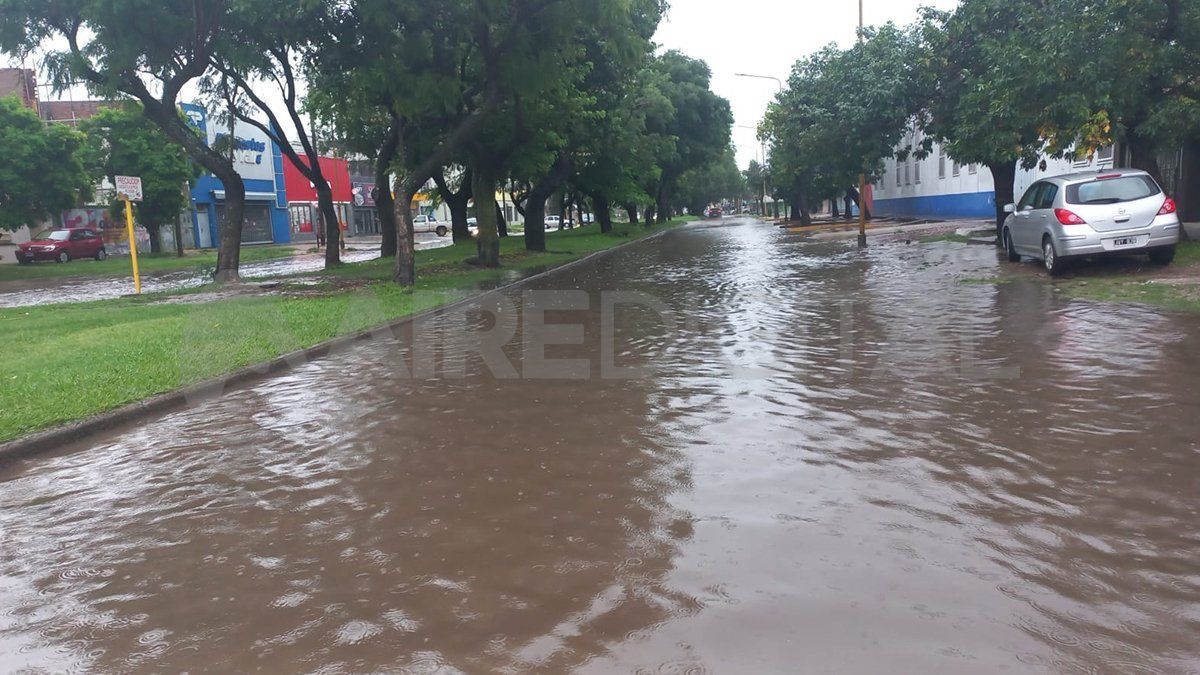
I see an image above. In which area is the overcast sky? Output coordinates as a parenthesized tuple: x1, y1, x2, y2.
(654, 0, 960, 168)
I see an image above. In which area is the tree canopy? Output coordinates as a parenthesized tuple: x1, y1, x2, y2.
(79, 104, 199, 252)
(0, 96, 91, 232)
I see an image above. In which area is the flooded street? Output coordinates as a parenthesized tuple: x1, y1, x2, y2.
(0, 234, 452, 308)
(2, 217, 1199, 672)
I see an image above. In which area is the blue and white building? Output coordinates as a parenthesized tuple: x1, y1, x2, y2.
(871, 129, 1115, 219)
(181, 103, 291, 247)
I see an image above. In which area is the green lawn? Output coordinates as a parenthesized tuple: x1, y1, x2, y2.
(0, 218, 692, 443)
(0, 244, 296, 283)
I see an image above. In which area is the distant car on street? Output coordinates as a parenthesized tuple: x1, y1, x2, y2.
(413, 214, 448, 237)
(1001, 168, 1180, 276)
(545, 215, 567, 229)
(705, 207, 723, 218)
(16, 228, 107, 264)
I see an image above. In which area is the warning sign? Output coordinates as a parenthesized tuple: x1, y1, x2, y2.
(114, 175, 143, 201)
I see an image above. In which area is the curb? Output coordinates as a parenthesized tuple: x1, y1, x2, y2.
(0, 224, 686, 465)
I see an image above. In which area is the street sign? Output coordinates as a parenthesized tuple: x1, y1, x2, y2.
(114, 175, 143, 202)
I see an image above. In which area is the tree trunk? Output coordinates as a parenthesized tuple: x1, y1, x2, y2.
(989, 160, 1017, 239)
(433, 168, 473, 243)
(393, 176, 417, 285)
(522, 154, 571, 251)
(376, 119, 400, 257)
(146, 224, 163, 254)
(213, 168, 245, 282)
(645, 204, 656, 224)
(624, 203, 639, 225)
(594, 195, 613, 233)
(375, 170, 397, 258)
(830, 199, 840, 219)
(655, 186, 670, 224)
(791, 189, 811, 225)
(315, 181, 342, 268)
(1124, 134, 1162, 177)
(1178, 139, 1199, 242)
(472, 167, 501, 267)
(524, 193, 547, 251)
(495, 203, 508, 237)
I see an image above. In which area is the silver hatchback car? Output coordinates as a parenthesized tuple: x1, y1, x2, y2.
(1001, 168, 1180, 276)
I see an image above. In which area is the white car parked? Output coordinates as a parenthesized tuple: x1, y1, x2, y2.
(413, 214, 448, 237)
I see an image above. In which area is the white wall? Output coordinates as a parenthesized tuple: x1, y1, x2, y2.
(873, 130, 1115, 205)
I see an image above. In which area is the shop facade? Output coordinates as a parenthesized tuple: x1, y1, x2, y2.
(283, 156, 353, 242)
(181, 103, 291, 247)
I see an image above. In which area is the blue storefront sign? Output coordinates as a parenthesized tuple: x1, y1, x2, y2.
(181, 102, 290, 247)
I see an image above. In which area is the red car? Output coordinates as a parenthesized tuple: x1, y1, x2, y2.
(16, 228, 108, 264)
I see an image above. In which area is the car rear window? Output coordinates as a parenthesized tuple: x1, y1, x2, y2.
(1066, 175, 1160, 205)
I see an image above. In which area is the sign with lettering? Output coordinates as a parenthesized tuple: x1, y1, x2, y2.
(114, 175, 142, 201)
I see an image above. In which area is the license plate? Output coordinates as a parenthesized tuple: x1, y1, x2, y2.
(1113, 237, 1138, 247)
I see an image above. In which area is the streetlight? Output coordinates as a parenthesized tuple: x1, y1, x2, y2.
(735, 73, 784, 218)
(733, 73, 784, 94)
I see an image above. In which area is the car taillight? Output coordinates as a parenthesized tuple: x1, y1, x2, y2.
(1159, 196, 1177, 215)
(1055, 209, 1087, 225)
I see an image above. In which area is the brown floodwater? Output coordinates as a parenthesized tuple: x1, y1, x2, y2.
(2, 217, 1199, 672)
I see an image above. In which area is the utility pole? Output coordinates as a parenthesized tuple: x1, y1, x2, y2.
(857, 0, 869, 248)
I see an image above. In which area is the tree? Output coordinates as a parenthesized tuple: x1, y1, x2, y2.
(79, 104, 199, 253)
(743, 160, 768, 215)
(565, 0, 667, 234)
(212, 0, 348, 268)
(0, 96, 91, 231)
(649, 51, 733, 222)
(307, 0, 514, 282)
(676, 147, 744, 217)
(917, 2, 1086, 234)
(1, 0, 250, 281)
(762, 23, 927, 226)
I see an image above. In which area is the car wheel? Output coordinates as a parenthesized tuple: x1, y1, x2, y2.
(95, 248, 108, 261)
(1004, 229, 1020, 262)
(1148, 245, 1175, 266)
(1042, 236, 1065, 277)
(17, 257, 31, 265)
(435, 225, 448, 237)
(56, 251, 70, 264)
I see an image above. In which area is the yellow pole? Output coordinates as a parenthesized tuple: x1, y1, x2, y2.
(124, 197, 141, 294)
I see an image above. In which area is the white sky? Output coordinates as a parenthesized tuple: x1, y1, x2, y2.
(654, 0, 960, 168)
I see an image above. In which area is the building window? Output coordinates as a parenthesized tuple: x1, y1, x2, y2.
(938, 148, 946, 179)
(904, 158, 910, 185)
(914, 154, 921, 184)
(952, 161, 960, 178)
(896, 161, 902, 187)
(968, 164, 978, 175)
(1096, 145, 1114, 162)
